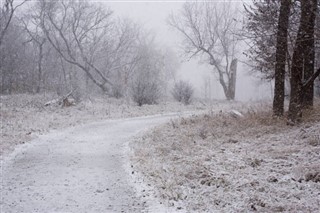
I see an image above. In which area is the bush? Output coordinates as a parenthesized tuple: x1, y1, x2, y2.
(131, 80, 161, 106)
(172, 80, 194, 105)
(110, 84, 124, 99)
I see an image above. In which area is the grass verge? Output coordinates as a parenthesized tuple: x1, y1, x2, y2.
(131, 102, 320, 212)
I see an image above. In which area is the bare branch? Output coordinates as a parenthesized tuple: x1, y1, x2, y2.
(0, 0, 29, 47)
(168, 0, 240, 100)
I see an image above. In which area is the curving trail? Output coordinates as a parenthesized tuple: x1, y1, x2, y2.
(1, 114, 187, 213)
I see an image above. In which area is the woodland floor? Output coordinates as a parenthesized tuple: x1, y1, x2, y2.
(0, 93, 243, 212)
(2, 93, 319, 212)
(0, 93, 226, 157)
(130, 101, 320, 212)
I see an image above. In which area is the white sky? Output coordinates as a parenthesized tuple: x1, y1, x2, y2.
(94, 1, 272, 101)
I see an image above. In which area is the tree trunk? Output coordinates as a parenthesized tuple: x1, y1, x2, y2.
(228, 59, 237, 100)
(273, 0, 291, 117)
(288, 0, 317, 123)
(302, 0, 317, 107)
(217, 59, 237, 101)
(218, 72, 232, 100)
(36, 42, 44, 93)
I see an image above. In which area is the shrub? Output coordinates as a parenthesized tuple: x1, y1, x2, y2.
(110, 84, 124, 99)
(131, 80, 161, 106)
(172, 80, 194, 105)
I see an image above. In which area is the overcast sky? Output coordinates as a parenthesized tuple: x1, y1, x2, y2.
(108, 1, 181, 44)
(92, 0, 272, 101)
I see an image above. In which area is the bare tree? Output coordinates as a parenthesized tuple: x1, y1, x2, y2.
(38, 0, 144, 95)
(244, 1, 320, 112)
(0, 18, 39, 94)
(108, 19, 141, 98)
(273, 0, 291, 117)
(20, 10, 48, 93)
(130, 36, 167, 106)
(0, 0, 28, 47)
(0, 0, 29, 94)
(316, 10, 320, 97)
(39, 0, 115, 93)
(303, 0, 318, 107)
(288, 0, 319, 123)
(168, 1, 240, 100)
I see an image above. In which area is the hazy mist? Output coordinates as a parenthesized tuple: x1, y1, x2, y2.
(105, 0, 272, 101)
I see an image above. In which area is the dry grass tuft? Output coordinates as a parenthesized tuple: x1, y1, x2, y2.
(302, 100, 320, 123)
(182, 104, 290, 141)
(131, 102, 320, 212)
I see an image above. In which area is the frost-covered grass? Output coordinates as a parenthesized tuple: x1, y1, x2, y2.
(3, 93, 319, 212)
(131, 102, 320, 212)
(0, 93, 222, 156)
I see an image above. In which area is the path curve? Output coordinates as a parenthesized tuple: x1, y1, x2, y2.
(1, 113, 190, 213)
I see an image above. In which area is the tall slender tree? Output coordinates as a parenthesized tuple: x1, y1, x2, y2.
(288, 0, 319, 123)
(273, 0, 291, 116)
(303, 0, 318, 107)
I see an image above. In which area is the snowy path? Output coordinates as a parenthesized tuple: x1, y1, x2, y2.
(1, 113, 187, 213)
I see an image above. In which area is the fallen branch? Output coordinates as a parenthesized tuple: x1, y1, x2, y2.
(230, 109, 244, 118)
(44, 98, 60, 107)
(44, 90, 75, 107)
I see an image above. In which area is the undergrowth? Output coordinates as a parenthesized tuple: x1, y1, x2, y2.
(131, 102, 320, 212)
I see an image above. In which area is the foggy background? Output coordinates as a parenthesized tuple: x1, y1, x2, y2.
(106, 0, 272, 101)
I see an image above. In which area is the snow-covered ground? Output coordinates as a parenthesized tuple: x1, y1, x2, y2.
(131, 103, 320, 212)
(1, 113, 190, 212)
(2, 93, 318, 212)
(1, 93, 226, 157)
(0, 93, 230, 211)
(1, 93, 244, 212)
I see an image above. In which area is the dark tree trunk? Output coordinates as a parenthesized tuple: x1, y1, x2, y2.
(218, 59, 237, 101)
(219, 75, 233, 101)
(302, 0, 317, 107)
(228, 59, 237, 100)
(273, 0, 291, 117)
(36, 42, 44, 93)
(288, 0, 317, 123)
